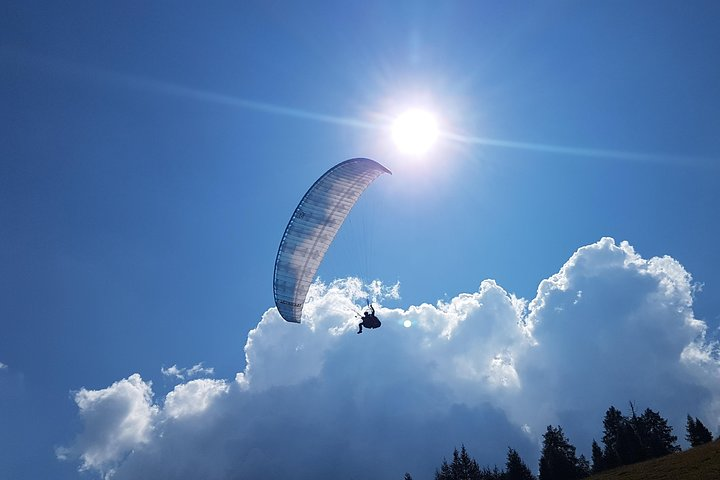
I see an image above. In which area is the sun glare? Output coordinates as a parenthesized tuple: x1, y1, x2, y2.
(391, 109, 439, 155)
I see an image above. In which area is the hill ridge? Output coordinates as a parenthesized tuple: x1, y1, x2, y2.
(587, 439, 720, 480)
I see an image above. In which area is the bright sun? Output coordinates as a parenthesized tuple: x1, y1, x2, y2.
(391, 109, 439, 155)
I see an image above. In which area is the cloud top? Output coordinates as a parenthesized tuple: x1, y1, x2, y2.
(57, 374, 158, 478)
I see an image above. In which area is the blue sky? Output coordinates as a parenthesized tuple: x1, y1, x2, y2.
(2, 2, 720, 479)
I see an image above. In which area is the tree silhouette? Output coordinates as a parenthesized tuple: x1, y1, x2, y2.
(506, 447, 535, 480)
(600, 406, 626, 468)
(634, 407, 679, 458)
(436, 456, 453, 480)
(620, 405, 646, 464)
(538, 425, 589, 480)
(479, 465, 505, 480)
(686, 415, 713, 447)
(599, 403, 679, 470)
(590, 440, 604, 473)
(577, 455, 590, 477)
(424, 403, 686, 480)
(686, 416, 696, 444)
(435, 445, 483, 480)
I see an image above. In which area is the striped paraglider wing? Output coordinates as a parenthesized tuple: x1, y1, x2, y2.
(273, 158, 391, 323)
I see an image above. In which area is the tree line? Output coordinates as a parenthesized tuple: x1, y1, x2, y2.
(402, 403, 716, 480)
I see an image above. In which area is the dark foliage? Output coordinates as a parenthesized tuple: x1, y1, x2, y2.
(506, 447, 535, 480)
(591, 440, 604, 473)
(596, 404, 679, 473)
(436, 456, 452, 480)
(426, 403, 687, 480)
(685, 415, 713, 447)
(618, 413, 645, 465)
(576, 455, 590, 477)
(634, 407, 680, 458)
(479, 465, 504, 480)
(600, 406, 626, 469)
(538, 425, 589, 480)
(435, 445, 483, 480)
(434, 444, 511, 480)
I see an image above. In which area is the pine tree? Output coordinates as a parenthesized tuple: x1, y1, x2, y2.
(479, 465, 505, 480)
(453, 445, 483, 480)
(686, 415, 697, 444)
(590, 440, 604, 473)
(600, 404, 648, 466)
(506, 447, 535, 480)
(618, 412, 645, 465)
(577, 455, 590, 478)
(435, 445, 483, 480)
(695, 417, 713, 445)
(436, 457, 452, 480)
(686, 415, 713, 447)
(635, 408, 679, 458)
(600, 406, 625, 468)
(538, 425, 588, 480)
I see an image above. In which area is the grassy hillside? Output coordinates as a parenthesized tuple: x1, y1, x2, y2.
(587, 440, 720, 480)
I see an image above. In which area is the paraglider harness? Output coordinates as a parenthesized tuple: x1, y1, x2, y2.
(357, 303, 381, 334)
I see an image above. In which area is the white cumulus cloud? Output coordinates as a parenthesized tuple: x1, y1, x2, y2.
(59, 238, 719, 480)
(160, 365, 183, 379)
(164, 379, 229, 419)
(161, 363, 215, 380)
(57, 374, 159, 479)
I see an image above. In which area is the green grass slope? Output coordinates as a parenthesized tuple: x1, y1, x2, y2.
(588, 440, 720, 480)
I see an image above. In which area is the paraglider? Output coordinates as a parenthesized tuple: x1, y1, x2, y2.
(273, 158, 391, 324)
(357, 304, 381, 334)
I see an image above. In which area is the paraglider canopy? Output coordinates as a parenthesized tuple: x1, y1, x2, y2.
(273, 158, 391, 323)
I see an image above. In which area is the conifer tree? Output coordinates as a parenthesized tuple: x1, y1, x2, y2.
(695, 417, 713, 445)
(538, 425, 588, 480)
(435, 445, 483, 480)
(436, 457, 452, 480)
(590, 440, 604, 473)
(577, 455, 590, 478)
(686, 415, 696, 443)
(506, 447, 535, 480)
(618, 414, 645, 464)
(600, 406, 625, 468)
(453, 445, 482, 480)
(686, 415, 713, 447)
(635, 407, 679, 458)
(600, 404, 646, 466)
(479, 465, 505, 480)
(601, 403, 679, 468)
